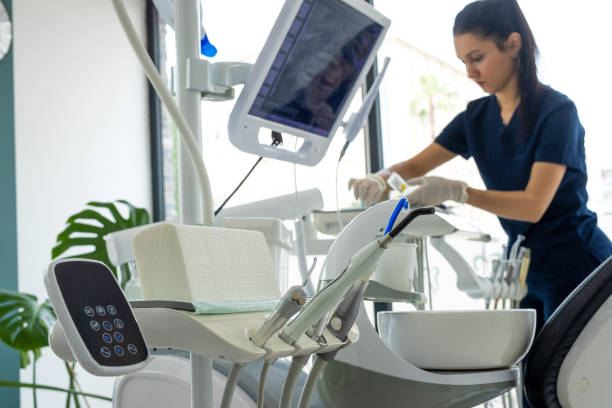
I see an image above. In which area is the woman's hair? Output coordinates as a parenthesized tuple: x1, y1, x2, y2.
(454, 0, 542, 138)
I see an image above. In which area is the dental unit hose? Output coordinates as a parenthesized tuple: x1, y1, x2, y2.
(257, 359, 274, 408)
(279, 207, 435, 346)
(279, 355, 310, 408)
(111, 0, 214, 226)
(297, 355, 327, 408)
(220, 362, 245, 408)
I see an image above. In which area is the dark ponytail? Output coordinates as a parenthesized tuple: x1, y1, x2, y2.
(454, 0, 542, 138)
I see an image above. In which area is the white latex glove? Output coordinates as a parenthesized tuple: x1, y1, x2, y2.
(348, 174, 388, 207)
(404, 176, 469, 207)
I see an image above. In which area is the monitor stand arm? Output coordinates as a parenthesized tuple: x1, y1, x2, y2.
(185, 59, 253, 101)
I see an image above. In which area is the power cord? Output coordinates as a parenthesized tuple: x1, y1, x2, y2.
(214, 131, 283, 216)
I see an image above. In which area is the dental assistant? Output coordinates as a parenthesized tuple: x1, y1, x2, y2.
(350, 0, 612, 337)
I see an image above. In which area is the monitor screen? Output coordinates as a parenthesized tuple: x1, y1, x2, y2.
(247, 0, 384, 138)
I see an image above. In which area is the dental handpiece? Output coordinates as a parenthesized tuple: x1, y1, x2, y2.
(250, 286, 307, 348)
(318, 280, 369, 362)
(279, 207, 435, 346)
(509, 234, 525, 261)
(279, 240, 382, 345)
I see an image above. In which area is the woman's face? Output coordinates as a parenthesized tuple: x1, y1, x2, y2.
(454, 32, 520, 95)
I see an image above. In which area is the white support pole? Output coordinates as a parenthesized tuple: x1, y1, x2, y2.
(191, 353, 214, 408)
(176, 0, 205, 226)
(175, 1, 214, 407)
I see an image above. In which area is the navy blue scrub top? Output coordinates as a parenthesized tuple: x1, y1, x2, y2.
(435, 86, 612, 282)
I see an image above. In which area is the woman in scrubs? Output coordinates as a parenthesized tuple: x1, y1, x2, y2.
(350, 0, 612, 339)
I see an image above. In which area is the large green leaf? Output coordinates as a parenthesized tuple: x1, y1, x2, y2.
(51, 200, 150, 284)
(0, 290, 56, 365)
(19, 349, 42, 369)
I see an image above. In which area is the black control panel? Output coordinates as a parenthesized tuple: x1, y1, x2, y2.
(54, 261, 148, 367)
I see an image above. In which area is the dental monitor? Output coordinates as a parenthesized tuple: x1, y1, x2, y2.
(228, 0, 390, 166)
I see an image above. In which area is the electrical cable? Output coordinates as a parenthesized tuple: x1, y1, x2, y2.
(214, 157, 262, 216)
(111, 0, 214, 226)
(297, 356, 327, 408)
(279, 355, 309, 408)
(257, 359, 273, 408)
(220, 363, 244, 408)
(295, 218, 315, 297)
(292, 136, 315, 296)
(214, 132, 282, 216)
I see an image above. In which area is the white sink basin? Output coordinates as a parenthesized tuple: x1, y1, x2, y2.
(377, 309, 536, 370)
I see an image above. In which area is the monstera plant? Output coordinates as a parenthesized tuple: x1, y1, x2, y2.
(52, 200, 151, 288)
(0, 200, 150, 407)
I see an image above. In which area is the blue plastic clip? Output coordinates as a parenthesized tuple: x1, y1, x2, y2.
(200, 33, 217, 57)
(384, 198, 409, 235)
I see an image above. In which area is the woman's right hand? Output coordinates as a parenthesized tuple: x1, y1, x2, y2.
(348, 174, 388, 207)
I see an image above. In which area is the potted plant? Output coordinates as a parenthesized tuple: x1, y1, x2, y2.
(0, 200, 150, 407)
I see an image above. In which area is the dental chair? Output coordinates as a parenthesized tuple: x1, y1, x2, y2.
(50, 202, 535, 408)
(524, 254, 612, 408)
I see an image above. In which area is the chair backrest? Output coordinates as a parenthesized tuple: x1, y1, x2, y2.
(524, 255, 612, 407)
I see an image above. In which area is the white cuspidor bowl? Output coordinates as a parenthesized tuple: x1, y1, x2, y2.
(377, 309, 537, 370)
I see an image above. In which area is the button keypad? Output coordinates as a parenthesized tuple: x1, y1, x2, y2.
(85, 304, 134, 360)
(55, 260, 147, 369)
(78, 299, 142, 363)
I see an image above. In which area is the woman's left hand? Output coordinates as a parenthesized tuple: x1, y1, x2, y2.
(404, 176, 469, 207)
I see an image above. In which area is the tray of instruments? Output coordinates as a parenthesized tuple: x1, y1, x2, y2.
(364, 281, 428, 304)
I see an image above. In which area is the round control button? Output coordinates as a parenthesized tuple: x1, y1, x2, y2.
(114, 346, 124, 356)
(113, 318, 124, 329)
(113, 332, 124, 343)
(127, 344, 138, 355)
(102, 321, 113, 331)
(330, 317, 343, 331)
(95, 306, 106, 316)
(102, 333, 113, 344)
(107, 305, 117, 315)
(84, 306, 95, 317)
(100, 347, 111, 358)
(89, 320, 100, 331)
